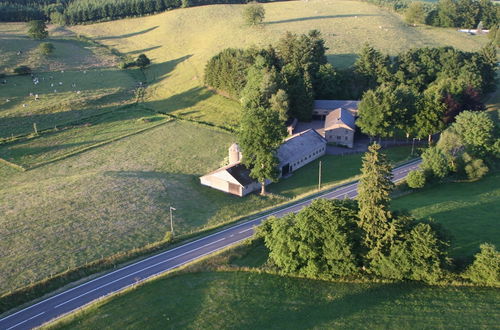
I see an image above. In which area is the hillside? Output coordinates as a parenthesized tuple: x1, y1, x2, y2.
(70, 0, 488, 129)
(0, 0, 492, 295)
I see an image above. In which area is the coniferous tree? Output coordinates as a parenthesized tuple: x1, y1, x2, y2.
(357, 143, 395, 255)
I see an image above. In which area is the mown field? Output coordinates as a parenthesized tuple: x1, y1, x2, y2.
(0, 0, 492, 295)
(392, 171, 500, 258)
(70, 0, 489, 129)
(47, 271, 500, 329)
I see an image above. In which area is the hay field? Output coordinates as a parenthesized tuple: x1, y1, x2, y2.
(70, 0, 488, 129)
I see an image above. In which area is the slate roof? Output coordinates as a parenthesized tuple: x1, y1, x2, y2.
(278, 129, 326, 165)
(325, 108, 356, 130)
(314, 100, 360, 112)
(225, 163, 254, 186)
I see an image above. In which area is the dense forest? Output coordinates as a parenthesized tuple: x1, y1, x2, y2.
(0, 0, 273, 23)
(368, 0, 499, 29)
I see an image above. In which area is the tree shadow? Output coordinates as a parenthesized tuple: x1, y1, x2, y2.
(266, 14, 378, 25)
(145, 54, 193, 83)
(187, 272, 419, 328)
(326, 53, 358, 68)
(127, 45, 162, 56)
(95, 26, 159, 40)
(142, 86, 213, 113)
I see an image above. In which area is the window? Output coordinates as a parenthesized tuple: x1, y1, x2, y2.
(337, 136, 341, 140)
(345, 136, 348, 140)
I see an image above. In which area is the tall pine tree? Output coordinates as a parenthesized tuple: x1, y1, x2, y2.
(357, 143, 395, 257)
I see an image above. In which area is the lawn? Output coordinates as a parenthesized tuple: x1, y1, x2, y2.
(0, 107, 167, 168)
(47, 271, 500, 330)
(0, 0, 491, 296)
(392, 171, 500, 257)
(270, 145, 414, 197)
(69, 0, 489, 129)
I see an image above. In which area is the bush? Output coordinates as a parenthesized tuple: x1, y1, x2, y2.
(27, 20, 48, 39)
(463, 153, 489, 181)
(119, 60, 136, 69)
(242, 2, 265, 26)
(406, 169, 426, 188)
(370, 222, 448, 284)
(136, 54, 151, 69)
(13, 65, 32, 75)
(38, 42, 54, 55)
(464, 243, 500, 286)
(421, 146, 450, 179)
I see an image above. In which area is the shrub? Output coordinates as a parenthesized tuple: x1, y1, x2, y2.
(370, 222, 448, 284)
(421, 146, 450, 179)
(13, 65, 32, 75)
(136, 54, 151, 69)
(119, 61, 136, 69)
(38, 42, 54, 55)
(463, 153, 489, 181)
(464, 243, 500, 286)
(406, 169, 426, 188)
(27, 20, 48, 39)
(242, 2, 265, 26)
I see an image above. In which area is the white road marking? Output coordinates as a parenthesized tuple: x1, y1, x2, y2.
(6, 312, 44, 330)
(1, 160, 420, 328)
(54, 237, 227, 308)
(238, 227, 254, 234)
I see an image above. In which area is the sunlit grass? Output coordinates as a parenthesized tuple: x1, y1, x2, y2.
(47, 271, 500, 330)
(70, 0, 488, 128)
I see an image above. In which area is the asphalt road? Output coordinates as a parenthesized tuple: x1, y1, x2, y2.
(0, 159, 421, 330)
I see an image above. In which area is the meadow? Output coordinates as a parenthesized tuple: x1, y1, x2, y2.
(0, 0, 492, 295)
(392, 171, 500, 258)
(70, 0, 489, 129)
(47, 271, 500, 329)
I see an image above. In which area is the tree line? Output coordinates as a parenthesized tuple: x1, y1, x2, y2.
(205, 30, 329, 122)
(0, 0, 274, 23)
(365, 0, 499, 29)
(355, 43, 496, 142)
(259, 144, 499, 286)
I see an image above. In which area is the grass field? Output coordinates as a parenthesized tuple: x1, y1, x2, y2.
(69, 0, 489, 129)
(392, 171, 500, 258)
(0, 0, 492, 295)
(0, 131, 413, 293)
(47, 271, 500, 329)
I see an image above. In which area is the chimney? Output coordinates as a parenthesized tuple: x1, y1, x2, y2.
(228, 143, 241, 164)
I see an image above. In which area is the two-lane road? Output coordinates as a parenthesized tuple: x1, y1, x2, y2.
(0, 159, 420, 330)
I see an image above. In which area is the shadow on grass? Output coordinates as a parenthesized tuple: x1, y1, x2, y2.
(266, 14, 378, 25)
(326, 53, 358, 69)
(142, 86, 213, 113)
(127, 45, 162, 55)
(95, 26, 159, 40)
(145, 54, 193, 83)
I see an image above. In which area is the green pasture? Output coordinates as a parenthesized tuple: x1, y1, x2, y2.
(70, 0, 488, 128)
(270, 145, 415, 197)
(392, 171, 500, 258)
(47, 271, 500, 329)
(0, 107, 167, 168)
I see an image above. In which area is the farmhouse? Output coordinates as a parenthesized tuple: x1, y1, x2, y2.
(200, 129, 327, 197)
(313, 100, 359, 148)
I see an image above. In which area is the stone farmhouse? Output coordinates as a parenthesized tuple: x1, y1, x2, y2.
(200, 129, 327, 197)
(312, 100, 360, 148)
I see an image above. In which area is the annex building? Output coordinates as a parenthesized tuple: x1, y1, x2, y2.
(313, 100, 359, 148)
(200, 129, 327, 197)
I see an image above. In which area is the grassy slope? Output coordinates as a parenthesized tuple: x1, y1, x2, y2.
(0, 0, 490, 294)
(392, 171, 500, 258)
(48, 271, 500, 329)
(0, 24, 138, 138)
(70, 0, 488, 129)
